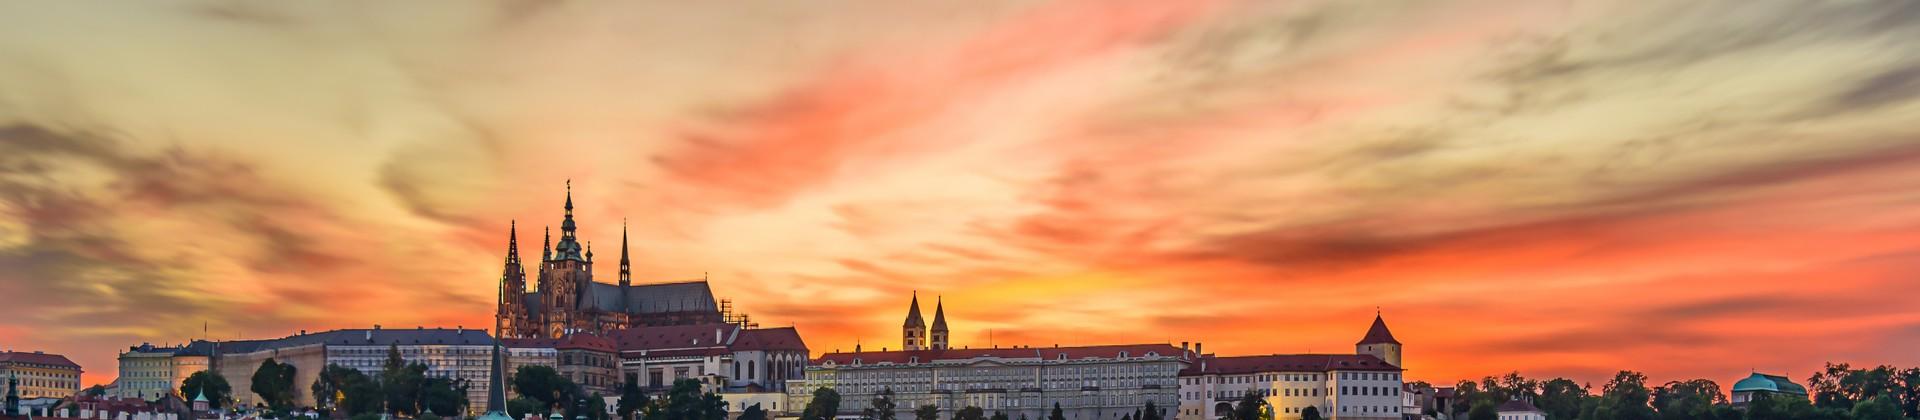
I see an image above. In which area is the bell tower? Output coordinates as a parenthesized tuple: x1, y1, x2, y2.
(1356, 311, 1403, 368)
(902, 292, 927, 351)
(929, 296, 949, 350)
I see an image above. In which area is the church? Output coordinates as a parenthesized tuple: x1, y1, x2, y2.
(495, 183, 725, 339)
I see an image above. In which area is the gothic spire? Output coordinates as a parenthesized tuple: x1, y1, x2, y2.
(553, 181, 586, 262)
(931, 295, 948, 332)
(903, 291, 926, 328)
(619, 220, 632, 287)
(505, 220, 520, 265)
(541, 226, 552, 262)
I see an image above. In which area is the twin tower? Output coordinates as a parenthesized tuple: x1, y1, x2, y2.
(901, 292, 949, 351)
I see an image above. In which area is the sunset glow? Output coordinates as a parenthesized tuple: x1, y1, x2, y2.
(2, 0, 1918, 390)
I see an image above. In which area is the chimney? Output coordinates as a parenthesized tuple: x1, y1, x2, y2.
(1181, 342, 1189, 353)
(1195, 342, 1203, 356)
(716, 328, 722, 344)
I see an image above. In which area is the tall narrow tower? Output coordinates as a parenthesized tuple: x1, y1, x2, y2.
(929, 296, 949, 350)
(902, 292, 927, 351)
(497, 221, 527, 338)
(540, 181, 593, 337)
(1356, 311, 1403, 368)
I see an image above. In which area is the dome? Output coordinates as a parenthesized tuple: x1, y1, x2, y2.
(1732, 373, 1778, 392)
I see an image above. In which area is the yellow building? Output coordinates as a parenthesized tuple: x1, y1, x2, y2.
(114, 343, 213, 400)
(1, 351, 84, 399)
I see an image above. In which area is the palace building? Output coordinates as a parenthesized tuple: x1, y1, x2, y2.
(495, 183, 727, 339)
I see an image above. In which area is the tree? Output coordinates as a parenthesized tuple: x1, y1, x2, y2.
(340, 371, 385, 416)
(952, 406, 986, 420)
(1226, 392, 1270, 420)
(916, 405, 940, 420)
(1142, 401, 1163, 420)
(1048, 403, 1065, 420)
(801, 387, 842, 420)
(181, 370, 233, 409)
(383, 360, 430, 416)
(584, 392, 610, 420)
(1591, 371, 1655, 420)
(1651, 378, 1722, 420)
(616, 381, 647, 420)
(1852, 396, 1904, 420)
(1536, 378, 1588, 420)
(990, 411, 1009, 420)
(866, 388, 898, 420)
(1897, 367, 1920, 420)
(420, 377, 469, 417)
(250, 359, 298, 410)
(740, 403, 768, 420)
(1466, 402, 1495, 420)
(1299, 406, 1321, 420)
(313, 364, 357, 412)
(509, 397, 547, 419)
(515, 365, 577, 412)
(652, 379, 724, 420)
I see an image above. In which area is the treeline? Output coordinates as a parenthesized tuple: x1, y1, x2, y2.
(794, 388, 1174, 420)
(1443, 363, 1920, 420)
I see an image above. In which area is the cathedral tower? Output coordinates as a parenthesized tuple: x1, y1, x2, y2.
(903, 292, 927, 351)
(1356, 311, 1402, 368)
(929, 296, 949, 350)
(539, 181, 594, 337)
(497, 221, 528, 338)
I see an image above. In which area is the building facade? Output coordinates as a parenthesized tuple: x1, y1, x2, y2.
(113, 344, 210, 401)
(1495, 400, 1545, 420)
(495, 185, 727, 340)
(1175, 315, 1407, 420)
(503, 334, 619, 397)
(209, 327, 496, 413)
(609, 323, 809, 394)
(798, 344, 1188, 420)
(0, 351, 83, 399)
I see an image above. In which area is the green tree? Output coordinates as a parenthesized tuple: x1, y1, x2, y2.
(1851, 396, 1903, 420)
(1142, 401, 1163, 420)
(1466, 402, 1495, 420)
(801, 387, 842, 420)
(508, 397, 547, 420)
(340, 371, 385, 416)
(952, 406, 986, 420)
(1651, 378, 1722, 420)
(250, 359, 298, 410)
(990, 411, 1009, 420)
(740, 403, 768, 420)
(181, 370, 233, 409)
(1591, 371, 1655, 420)
(1897, 367, 1920, 419)
(584, 392, 610, 420)
(420, 377, 469, 417)
(916, 405, 940, 420)
(1536, 378, 1588, 420)
(1048, 403, 1065, 420)
(1227, 392, 1271, 420)
(514, 365, 577, 412)
(866, 388, 898, 420)
(653, 379, 724, 420)
(1299, 406, 1321, 420)
(616, 381, 647, 420)
(313, 364, 361, 411)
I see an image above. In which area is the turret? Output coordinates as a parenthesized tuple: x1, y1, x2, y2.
(1356, 311, 1403, 368)
(902, 292, 927, 351)
(930, 296, 949, 350)
(619, 220, 632, 288)
(497, 221, 527, 337)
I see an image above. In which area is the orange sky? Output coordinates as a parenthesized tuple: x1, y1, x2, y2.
(2, 0, 1919, 389)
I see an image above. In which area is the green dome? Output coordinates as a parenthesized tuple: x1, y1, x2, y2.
(1732, 373, 1808, 395)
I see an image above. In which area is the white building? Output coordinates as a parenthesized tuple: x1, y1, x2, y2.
(113, 343, 212, 400)
(609, 323, 809, 393)
(209, 326, 497, 413)
(1494, 400, 1544, 420)
(1175, 314, 1406, 420)
(797, 344, 1189, 420)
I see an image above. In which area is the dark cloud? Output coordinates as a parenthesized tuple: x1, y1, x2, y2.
(1824, 64, 1920, 114)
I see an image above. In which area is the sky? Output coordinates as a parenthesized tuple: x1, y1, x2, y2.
(1, 0, 1918, 389)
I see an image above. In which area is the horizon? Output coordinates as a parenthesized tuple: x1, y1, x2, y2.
(2, 0, 1918, 393)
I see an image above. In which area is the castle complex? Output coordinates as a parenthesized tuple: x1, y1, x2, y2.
(494, 183, 725, 339)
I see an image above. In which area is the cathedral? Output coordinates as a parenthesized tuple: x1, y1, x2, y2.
(495, 183, 724, 339)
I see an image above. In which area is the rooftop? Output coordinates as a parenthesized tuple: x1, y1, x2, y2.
(0, 351, 80, 369)
(1181, 353, 1402, 375)
(815, 344, 1186, 366)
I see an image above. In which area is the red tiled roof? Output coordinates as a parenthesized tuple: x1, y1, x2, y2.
(1180, 354, 1401, 375)
(814, 344, 1185, 365)
(0, 351, 80, 369)
(1435, 387, 1456, 398)
(501, 334, 615, 352)
(609, 323, 739, 351)
(1496, 400, 1542, 413)
(1356, 314, 1400, 345)
(733, 327, 808, 352)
